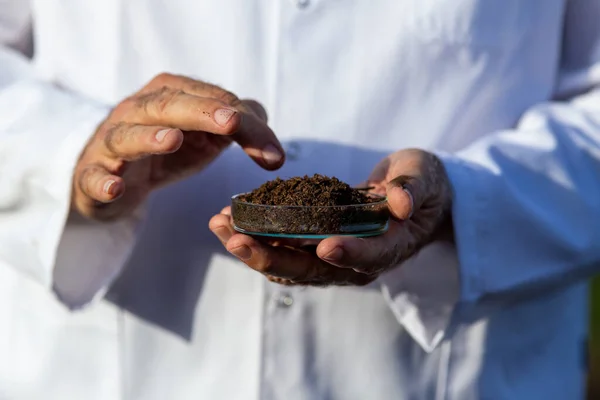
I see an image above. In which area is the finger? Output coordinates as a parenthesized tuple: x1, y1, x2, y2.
(252, 240, 318, 256)
(266, 275, 295, 285)
(316, 220, 417, 274)
(240, 99, 268, 122)
(103, 124, 184, 161)
(77, 164, 125, 204)
(142, 73, 243, 108)
(253, 237, 321, 250)
(209, 213, 235, 245)
(128, 88, 284, 169)
(220, 206, 231, 216)
(124, 88, 242, 134)
(367, 156, 392, 183)
(211, 211, 310, 248)
(232, 111, 285, 170)
(135, 74, 284, 170)
(386, 184, 414, 220)
(387, 175, 426, 220)
(157, 78, 282, 169)
(142, 74, 268, 122)
(226, 233, 311, 280)
(225, 233, 372, 286)
(145, 75, 267, 124)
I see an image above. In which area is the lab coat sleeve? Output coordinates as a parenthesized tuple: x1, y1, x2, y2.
(0, 6, 139, 309)
(381, 0, 600, 351)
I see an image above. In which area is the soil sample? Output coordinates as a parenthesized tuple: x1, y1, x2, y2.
(232, 174, 389, 235)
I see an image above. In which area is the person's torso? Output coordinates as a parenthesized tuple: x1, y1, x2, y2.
(1, 1, 587, 399)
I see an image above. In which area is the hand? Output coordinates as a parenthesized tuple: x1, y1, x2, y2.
(209, 149, 453, 286)
(72, 73, 284, 221)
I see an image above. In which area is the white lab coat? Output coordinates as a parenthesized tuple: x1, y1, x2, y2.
(1, 1, 599, 399)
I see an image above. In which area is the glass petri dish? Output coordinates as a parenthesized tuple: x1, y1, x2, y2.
(231, 193, 389, 239)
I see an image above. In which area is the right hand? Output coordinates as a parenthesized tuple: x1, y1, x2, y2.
(72, 73, 285, 221)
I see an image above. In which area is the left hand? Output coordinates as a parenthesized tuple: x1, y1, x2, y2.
(209, 149, 454, 286)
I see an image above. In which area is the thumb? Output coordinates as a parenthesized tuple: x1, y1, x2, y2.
(241, 99, 269, 123)
(386, 175, 424, 220)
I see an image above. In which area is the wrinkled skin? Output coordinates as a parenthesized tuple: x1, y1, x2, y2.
(72, 73, 284, 221)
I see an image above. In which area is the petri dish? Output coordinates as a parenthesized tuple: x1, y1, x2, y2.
(231, 193, 389, 239)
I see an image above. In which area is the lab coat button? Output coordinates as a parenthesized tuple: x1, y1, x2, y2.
(276, 294, 294, 307)
(296, 0, 310, 9)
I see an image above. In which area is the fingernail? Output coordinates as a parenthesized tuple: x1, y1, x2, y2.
(389, 186, 414, 219)
(403, 188, 414, 219)
(261, 143, 284, 166)
(155, 128, 171, 142)
(214, 108, 237, 126)
(322, 247, 343, 262)
(229, 245, 252, 260)
(103, 180, 117, 195)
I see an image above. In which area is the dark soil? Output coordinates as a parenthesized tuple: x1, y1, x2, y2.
(233, 174, 388, 235)
(238, 174, 377, 206)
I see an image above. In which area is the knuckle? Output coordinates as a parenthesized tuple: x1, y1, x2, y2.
(78, 166, 98, 195)
(189, 80, 211, 94)
(242, 99, 268, 121)
(203, 84, 240, 106)
(194, 81, 239, 105)
(217, 89, 241, 107)
(104, 122, 128, 153)
(130, 87, 175, 117)
(151, 72, 175, 86)
(153, 87, 182, 114)
(120, 96, 137, 109)
(90, 120, 110, 144)
(110, 98, 135, 120)
(133, 92, 155, 114)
